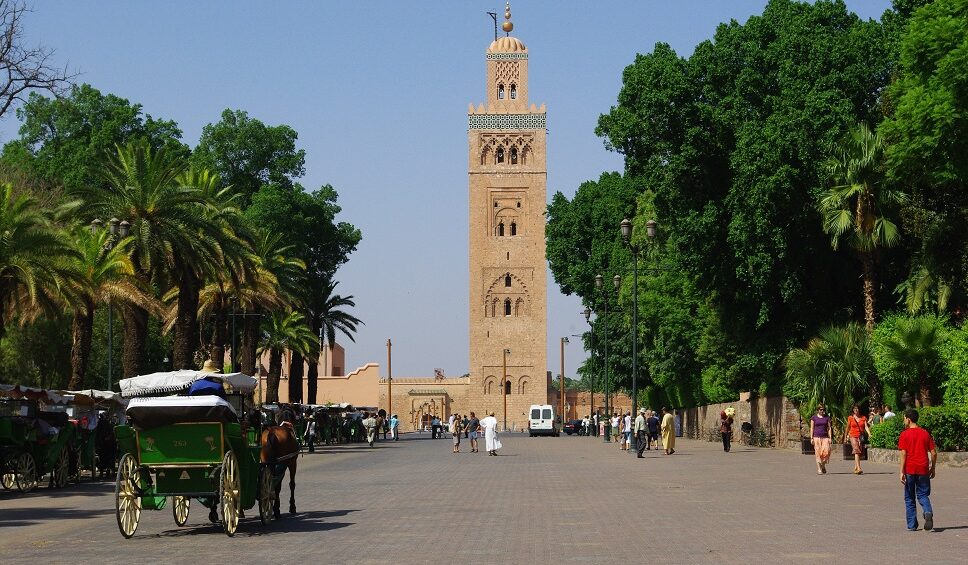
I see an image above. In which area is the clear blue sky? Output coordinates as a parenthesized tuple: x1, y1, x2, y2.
(1, 1, 893, 378)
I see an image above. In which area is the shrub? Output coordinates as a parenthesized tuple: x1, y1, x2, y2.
(940, 325, 968, 405)
(869, 405, 968, 451)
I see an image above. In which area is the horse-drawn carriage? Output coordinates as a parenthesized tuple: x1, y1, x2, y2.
(113, 370, 297, 538)
(62, 389, 124, 482)
(0, 385, 77, 493)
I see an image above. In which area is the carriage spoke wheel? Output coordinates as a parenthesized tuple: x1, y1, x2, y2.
(51, 448, 69, 489)
(172, 495, 191, 526)
(115, 453, 141, 538)
(220, 451, 241, 536)
(14, 453, 37, 493)
(1, 472, 14, 490)
(258, 465, 276, 526)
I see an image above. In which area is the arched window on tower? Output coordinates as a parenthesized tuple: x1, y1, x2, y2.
(491, 299, 498, 317)
(510, 147, 518, 164)
(504, 274, 512, 287)
(510, 84, 517, 99)
(504, 380, 512, 395)
(496, 147, 504, 164)
(504, 299, 512, 317)
(510, 222, 517, 236)
(498, 84, 505, 100)
(515, 297, 524, 316)
(497, 222, 504, 237)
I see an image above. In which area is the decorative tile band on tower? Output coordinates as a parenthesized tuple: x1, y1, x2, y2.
(486, 52, 529, 61)
(468, 113, 547, 130)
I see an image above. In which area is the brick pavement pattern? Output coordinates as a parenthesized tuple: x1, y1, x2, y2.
(1, 433, 966, 563)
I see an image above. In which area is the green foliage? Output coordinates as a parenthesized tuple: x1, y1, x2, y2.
(868, 416, 904, 449)
(1, 84, 187, 192)
(939, 324, 968, 404)
(871, 405, 968, 451)
(872, 313, 946, 404)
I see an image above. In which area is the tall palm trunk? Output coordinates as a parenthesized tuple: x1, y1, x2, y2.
(919, 371, 934, 407)
(289, 351, 304, 403)
(857, 193, 882, 413)
(174, 272, 201, 370)
(122, 304, 148, 379)
(68, 300, 95, 389)
(210, 304, 227, 370)
(307, 362, 319, 404)
(241, 314, 259, 375)
(266, 348, 282, 403)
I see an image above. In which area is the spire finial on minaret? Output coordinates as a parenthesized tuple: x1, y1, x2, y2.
(502, 2, 513, 35)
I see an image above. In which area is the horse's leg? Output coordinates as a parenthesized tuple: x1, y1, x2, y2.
(273, 467, 282, 519)
(288, 462, 296, 514)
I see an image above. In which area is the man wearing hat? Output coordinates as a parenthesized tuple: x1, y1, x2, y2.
(187, 360, 228, 399)
(634, 407, 648, 458)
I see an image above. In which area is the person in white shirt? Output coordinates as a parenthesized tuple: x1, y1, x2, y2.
(883, 405, 896, 420)
(623, 412, 633, 451)
(480, 412, 502, 456)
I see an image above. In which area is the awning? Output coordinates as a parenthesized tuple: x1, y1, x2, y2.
(119, 370, 257, 398)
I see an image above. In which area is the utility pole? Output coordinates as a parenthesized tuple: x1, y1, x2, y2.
(386, 338, 393, 419)
(560, 337, 569, 423)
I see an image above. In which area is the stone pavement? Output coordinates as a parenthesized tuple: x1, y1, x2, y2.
(1, 432, 966, 563)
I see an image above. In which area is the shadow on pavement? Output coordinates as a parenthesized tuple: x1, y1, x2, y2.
(0, 506, 114, 528)
(0, 481, 114, 501)
(932, 526, 968, 532)
(140, 509, 359, 538)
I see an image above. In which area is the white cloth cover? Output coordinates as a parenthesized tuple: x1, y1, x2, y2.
(119, 370, 257, 398)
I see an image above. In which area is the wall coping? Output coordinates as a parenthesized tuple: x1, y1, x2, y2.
(867, 447, 968, 469)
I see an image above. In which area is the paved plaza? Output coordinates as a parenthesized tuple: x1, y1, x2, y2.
(1, 433, 966, 564)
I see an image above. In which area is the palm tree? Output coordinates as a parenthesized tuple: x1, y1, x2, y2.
(784, 323, 873, 425)
(78, 141, 222, 376)
(820, 122, 906, 414)
(66, 226, 158, 389)
(877, 316, 945, 407)
(307, 279, 363, 404)
(0, 182, 78, 339)
(238, 232, 304, 376)
(259, 310, 316, 403)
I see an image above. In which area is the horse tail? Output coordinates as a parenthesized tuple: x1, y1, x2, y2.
(266, 428, 279, 465)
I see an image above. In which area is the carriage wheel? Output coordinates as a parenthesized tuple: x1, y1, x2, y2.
(219, 451, 241, 536)
(172, 495, 191, 526)
(257, 465, 276, 526)
(1, 472, 13, 490)
(115, 453, 141, 538)
(50, 448, 69, 489)
(14, 453, 37, 493)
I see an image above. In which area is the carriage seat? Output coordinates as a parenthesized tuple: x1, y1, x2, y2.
(125, 396, 238, 430)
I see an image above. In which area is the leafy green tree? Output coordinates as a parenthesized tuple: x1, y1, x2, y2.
(190, 109, 306, 208)
(873, 313, 947, 407)
(259, 311, 316, 404)
(1, 84, 186, 192)
(784, 323, 873, 423)
(0, 182, 77, 338)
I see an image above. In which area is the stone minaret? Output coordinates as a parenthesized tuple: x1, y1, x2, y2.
(467, 3, 548, 430)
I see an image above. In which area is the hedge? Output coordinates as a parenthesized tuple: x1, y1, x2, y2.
(869, 405, 968, 451)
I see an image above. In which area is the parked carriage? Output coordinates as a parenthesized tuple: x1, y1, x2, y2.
(0, 385, 77, 493)
(113, 370, 277, 538)
(62, 389, 124, 482)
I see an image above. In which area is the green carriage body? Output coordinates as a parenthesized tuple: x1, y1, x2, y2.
(1, 399, 77, 491)
(115, 421, 260, 510)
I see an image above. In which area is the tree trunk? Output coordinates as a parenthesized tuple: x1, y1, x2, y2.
(241, 314, 259, 376)
(68, 301, 95, 390)
(861, 251, 877, 333)
(173, 273, 201, 370)
(289, 351, 304, 403)
(210, 303, 227, 371)
(266, 349, 282, 404)
(306, 361, 319, 404)
(122, 304, 148, 379)
(918, 370, 933, 407)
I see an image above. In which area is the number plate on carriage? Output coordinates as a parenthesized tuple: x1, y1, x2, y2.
(136, 423, 225, 465)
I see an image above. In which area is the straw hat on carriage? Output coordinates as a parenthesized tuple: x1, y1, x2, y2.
(200, 359, 221, 373)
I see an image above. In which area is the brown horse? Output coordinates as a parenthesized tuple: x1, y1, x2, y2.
(260, 425, 299, 517)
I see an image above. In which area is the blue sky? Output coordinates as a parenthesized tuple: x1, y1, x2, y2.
(1, 1, 893, 378)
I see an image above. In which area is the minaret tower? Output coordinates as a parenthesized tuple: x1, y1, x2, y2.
(467, 3, 548, 429)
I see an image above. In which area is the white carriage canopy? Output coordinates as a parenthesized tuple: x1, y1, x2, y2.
(125, 396, 239, 429)
(118, 370, 258, 398)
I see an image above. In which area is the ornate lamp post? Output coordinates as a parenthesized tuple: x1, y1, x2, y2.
(595, 273, 621, 442)
(91, 217, 130, 391)
(560, 337, 569, 424)
(584, 307, 594, 427)
(620, 218, 658, 417)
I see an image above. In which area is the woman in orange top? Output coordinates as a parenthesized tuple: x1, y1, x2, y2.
(844, 403, 871, 475)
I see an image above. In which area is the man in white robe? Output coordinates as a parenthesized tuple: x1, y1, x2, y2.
(480, 412, 502, 456)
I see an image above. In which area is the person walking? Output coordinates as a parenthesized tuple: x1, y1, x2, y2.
(719, 411, 733, 453)
(647, 410, 660, 450)
(362, 412, 378, 447)
(451, 413, 463, 453)
(480, 411, 502, 456)
(809, 404, 832, 474)
(467, 412, 481, 452)
(898, 408, 937, 531)
(660, 407, 676, 455)
(462, 415, 470, 439)
(431, 415, 442, 439)
(389, 414, 399, 441)
(611, 413, 621, 445)
(634, 407, 648, 458)
(623, 412, 633, 452)
(304, 415, 317, 453)
(844, 403, 870, 474)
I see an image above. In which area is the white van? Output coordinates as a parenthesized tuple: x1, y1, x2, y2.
(528, 404, 559, 437)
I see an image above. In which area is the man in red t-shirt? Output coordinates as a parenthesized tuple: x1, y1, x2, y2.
(897, 408, 938, 531)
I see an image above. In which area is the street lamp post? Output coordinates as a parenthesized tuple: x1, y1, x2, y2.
(595, 273, 621, 442)
(620, 217, 659, 418)
(91, 217, 130, 391)
(386, 338, 393, 419)
(502, 348, 511, 431)
(560, 337, 569, 423)
(584, 307, 593, 429)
